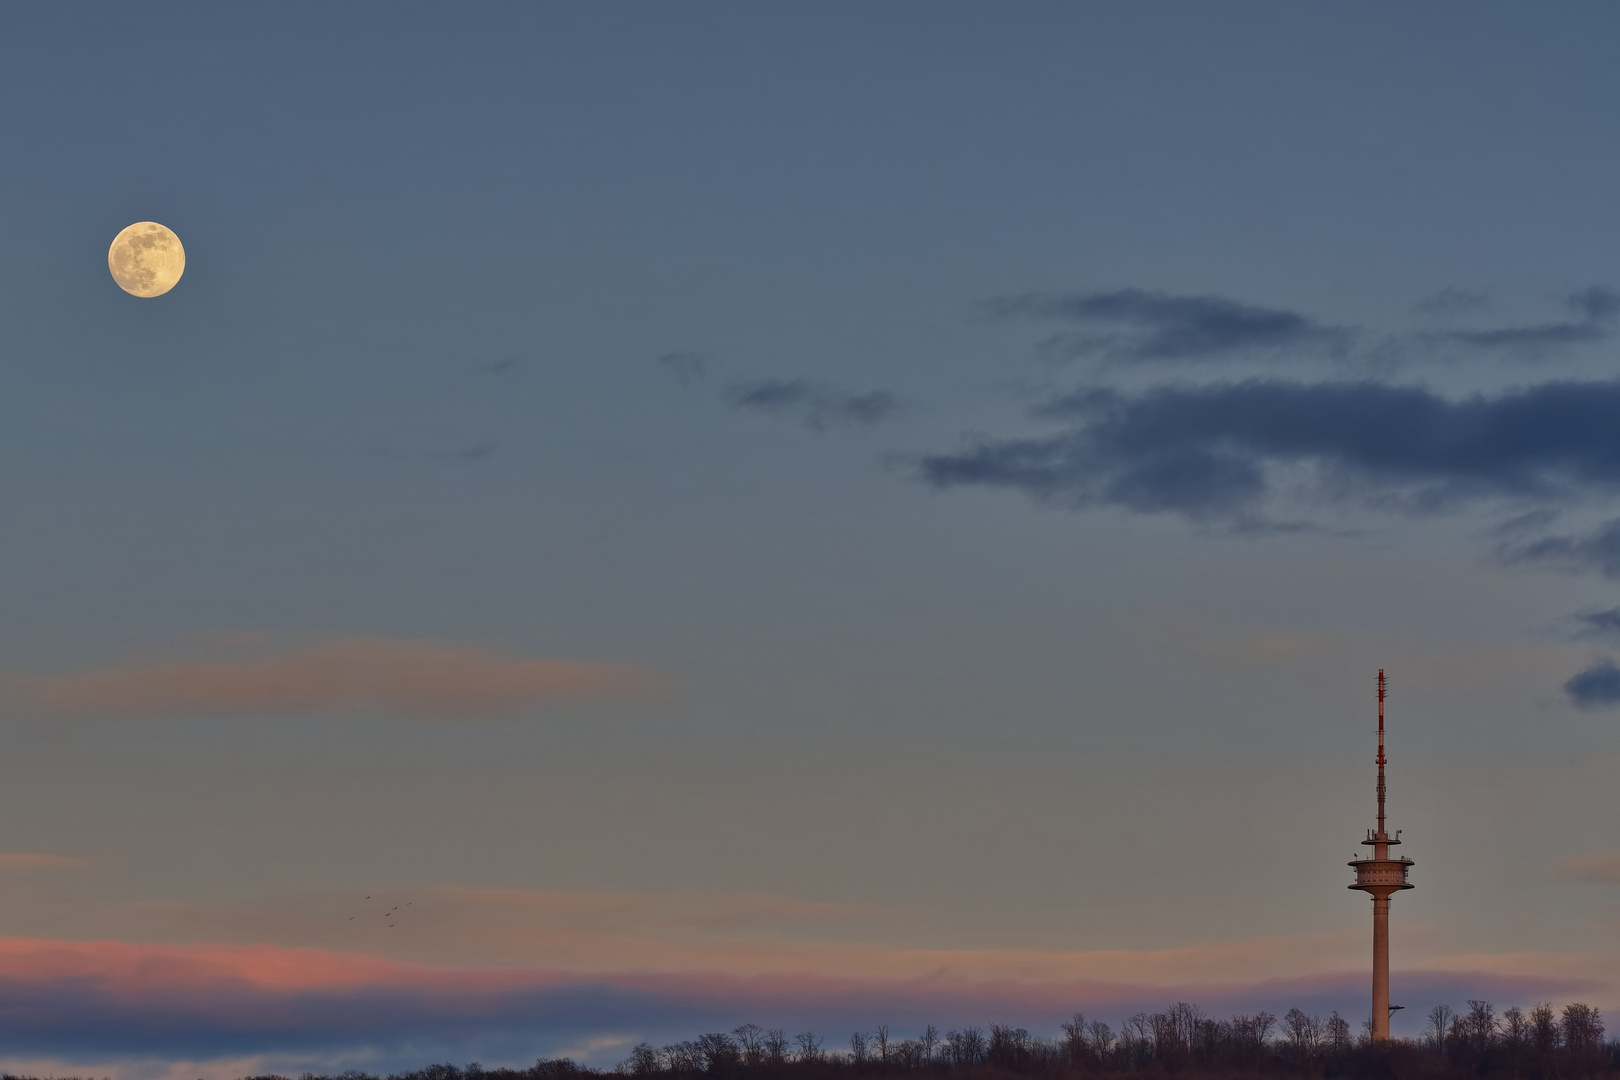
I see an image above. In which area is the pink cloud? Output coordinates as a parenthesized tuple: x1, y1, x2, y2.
(60, 888, 1620, 1006)
(0, 852, 84, 870)
(0, 933, 1605, 1008)
(0, 637, 658, 719)
(129, 888, 1374, 982)
(1559, 851, 1620, 883)
(0, 936, 540, 993)
(0, 935, 1607, 1068)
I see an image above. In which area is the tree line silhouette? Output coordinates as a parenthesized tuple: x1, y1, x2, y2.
(598, 1000, 1613, 1079)
(6, 999, 1612, 1080)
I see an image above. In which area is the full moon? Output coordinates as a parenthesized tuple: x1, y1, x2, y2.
(107, 221, 185, 297)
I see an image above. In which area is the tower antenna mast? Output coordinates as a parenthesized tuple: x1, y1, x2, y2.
(1377, 670, 1386, 840)
(1349, 668, 1414, 1042)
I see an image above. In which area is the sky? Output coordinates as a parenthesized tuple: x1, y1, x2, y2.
(2, 3, 1619, 1076)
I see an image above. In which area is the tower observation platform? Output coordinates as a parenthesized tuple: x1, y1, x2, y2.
(1348, 669, 1413, 1042)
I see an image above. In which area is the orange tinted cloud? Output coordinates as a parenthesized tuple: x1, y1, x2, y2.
(0, 934, 1607, 1009)
(18, 885, 1618, 1005)
(0, 852, 83, 870)
(0, 637, 657, 719)
(1560, 851, 1620, 883)
(0, 936, 422, 992)
(139, 893, 1619, 1009)
(0, 934, 1607, 1072)
(129, 888, 1376, 984)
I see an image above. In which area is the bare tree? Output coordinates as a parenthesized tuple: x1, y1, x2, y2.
(892, 1039, 925, 1069)
(1530, 1002, 1559, 1054)
(734, 1024, 765, 1068)
(988, 1026, 1033, 1070)
(1283, 1008, 1321, 1058)
(1165, 1002, 1206, 1058)
(622, 1042, 660, 1076)
(795, 1031, 824, 1064)
(850, 1031, 869, 1065)
(764, 1029, 792, 1066)
(1247, 1011, 1277, 1043)
(1448, 1014, 1468, 1054)
(1325, 1011, 1351, 1053)
(1500, 1006, 1528, 1051)
(661, 1041, 705, 1073)
(944, 1027, 986, 1067)
(1464, 1000, 1497, 1055)
(1121, 1013, 1152, 1067)
(1561, 1002, 1604, 1057)
(872, 1024, 890, 1065)
(697, 1033, 741, 1074)
(1060, 1013, 1087, 1067)
(920, 1024, 939, 1065)
(1428, 1004, 1454, 1052)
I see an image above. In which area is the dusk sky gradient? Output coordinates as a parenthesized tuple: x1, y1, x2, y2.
(2, 4, 1619, 1077)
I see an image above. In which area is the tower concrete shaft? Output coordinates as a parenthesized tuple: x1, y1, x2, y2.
(1348, 670, 1413, 1041)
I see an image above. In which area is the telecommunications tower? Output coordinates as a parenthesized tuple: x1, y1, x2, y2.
(1348, 669, 1414, 1042)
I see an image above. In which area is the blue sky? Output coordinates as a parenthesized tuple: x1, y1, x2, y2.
(0, 4, 1618, 1076)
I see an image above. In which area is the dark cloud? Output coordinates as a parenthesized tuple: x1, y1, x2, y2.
(1570, 285, 1620, 322)
(1414, 288, 1491, 316)
(986, 285, 1619, 368)
(1425, 287, 1620, 358)
(729, 379, 900, 431)
(1564, 659, 1620, 706)
(1487, 508, 1561, 537)
(658, 351, 708, 385)
(1497, 517, 1620, 577)
(919, 378, 1620, 523)
(1438, 322, 1605, 352)
(1574, 607, 1620, 637)
(985, 288, 1351, 364)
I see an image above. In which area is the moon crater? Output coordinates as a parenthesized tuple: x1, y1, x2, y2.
(108, 221, 185, 297)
